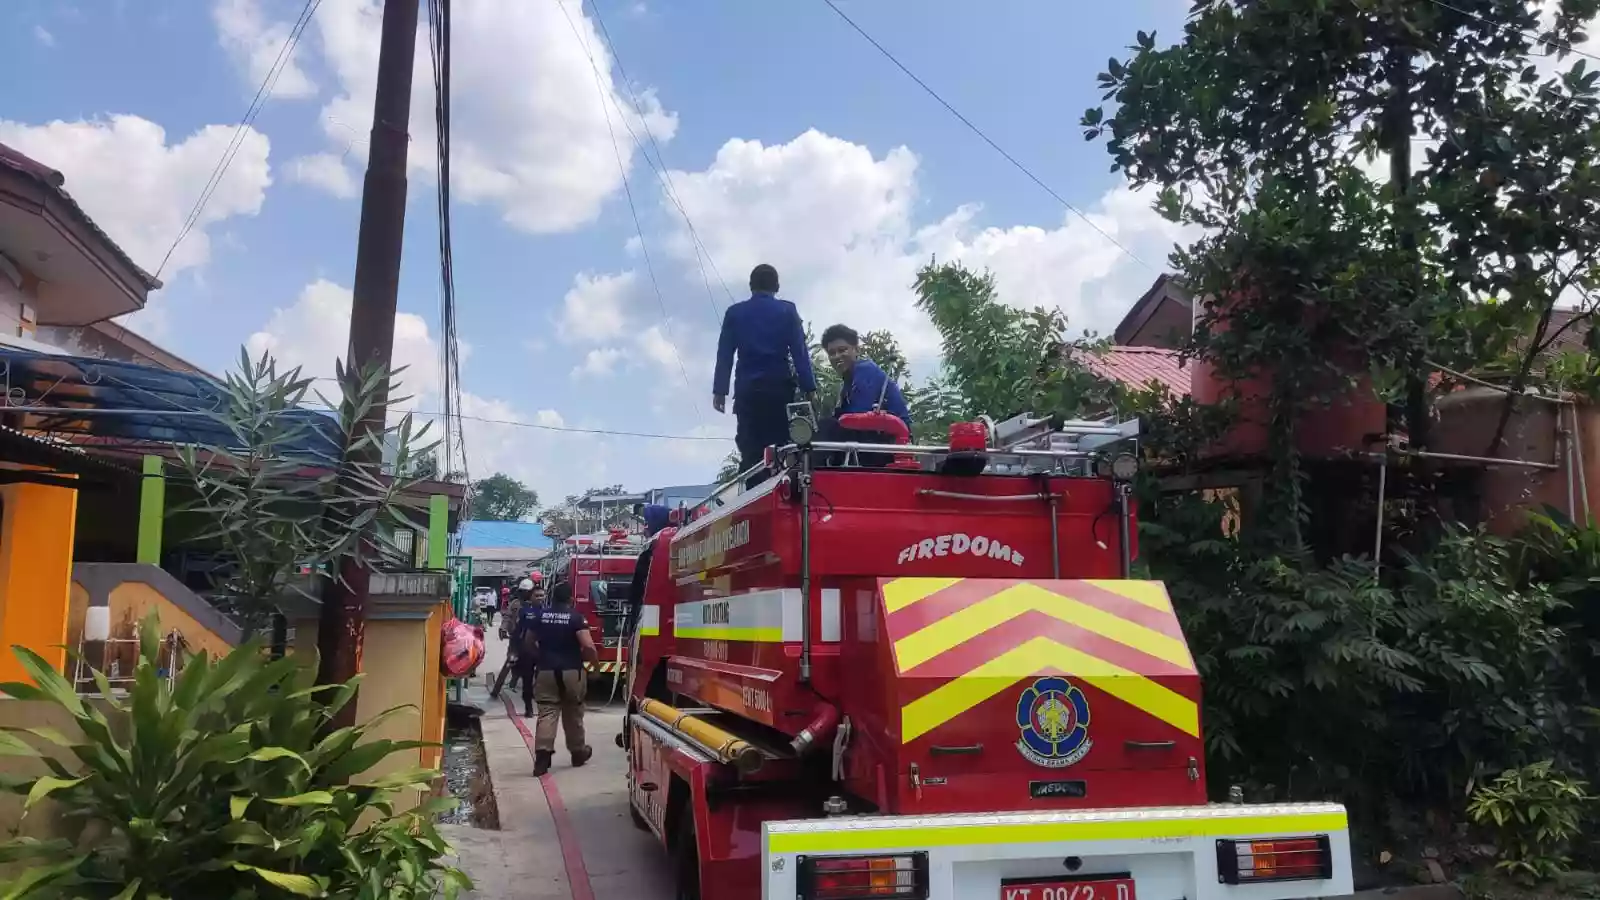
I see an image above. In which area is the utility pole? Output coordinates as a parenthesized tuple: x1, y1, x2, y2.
(316, 0, 420, 727)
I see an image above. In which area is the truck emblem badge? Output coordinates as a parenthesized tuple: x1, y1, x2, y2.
(1015, 676, 1092, 769)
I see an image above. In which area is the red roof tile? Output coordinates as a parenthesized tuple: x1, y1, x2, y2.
(1079, 345, 1190, 397)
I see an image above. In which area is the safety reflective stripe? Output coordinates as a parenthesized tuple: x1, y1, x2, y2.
(671, 590, 842, 643)
(638, 605, 660, 637)
(585, 661, 628, 673)
(765, 806, 1349, 855)
(883, 578, 1198, 743)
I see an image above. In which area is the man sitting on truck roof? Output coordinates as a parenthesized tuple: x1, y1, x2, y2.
(712, 264, 819, 482)
(819, 323, 911, 466)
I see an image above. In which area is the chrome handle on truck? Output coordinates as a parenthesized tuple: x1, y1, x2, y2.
(909, 762, 922, 801)
(929, 744, 984, 756)
(1125, 740, 1177, 750)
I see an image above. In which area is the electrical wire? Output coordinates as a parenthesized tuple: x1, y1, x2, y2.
(585, 0, 736, 313)
(818, 0, 1154, 273)
(554, 0, 704, 422)
(156, 0, 322, 280)
(427, 0, 470, 487)
(1421, 0, 1600, 64)
(3, 404, 732, 442)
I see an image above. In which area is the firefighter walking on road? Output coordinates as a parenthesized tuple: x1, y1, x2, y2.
(526, 581, 598, 776)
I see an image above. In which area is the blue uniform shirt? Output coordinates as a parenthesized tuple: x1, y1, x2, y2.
(514, 606, 589, 671)
(713, 293, 817, 398)
(837, 358, 911, 427)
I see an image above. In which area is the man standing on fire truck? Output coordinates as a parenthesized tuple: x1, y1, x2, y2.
(712, 264, 819, 480)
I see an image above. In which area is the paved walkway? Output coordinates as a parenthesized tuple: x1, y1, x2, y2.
(444, 627, 672, 900)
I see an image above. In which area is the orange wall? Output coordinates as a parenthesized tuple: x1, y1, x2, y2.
(0, 483, 78, 683)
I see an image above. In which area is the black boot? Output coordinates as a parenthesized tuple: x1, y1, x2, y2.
(533, 750, 553, 777)
(571, 745, 593, 767)
(523, 701, 534, 718)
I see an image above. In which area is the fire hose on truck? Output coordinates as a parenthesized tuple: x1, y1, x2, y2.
(620, 407, 1354, 900)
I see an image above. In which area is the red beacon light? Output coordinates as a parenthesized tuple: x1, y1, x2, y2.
(948, 420, 987, 452)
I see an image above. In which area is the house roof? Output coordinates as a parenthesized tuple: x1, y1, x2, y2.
(0, 140, 161, 291)
(460, 520, 554, 552)
(1112, 274, 1194, 346)
(1080, 346, 1191, 397)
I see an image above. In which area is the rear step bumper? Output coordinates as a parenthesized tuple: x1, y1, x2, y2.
(761, 802, 1353, 900)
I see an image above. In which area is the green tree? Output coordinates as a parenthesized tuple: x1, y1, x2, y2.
(1084, 0, 1600, 458)
(713, 451, 742, 484)
(469, 472, 538, 521)
(913, 260, 1123, 426)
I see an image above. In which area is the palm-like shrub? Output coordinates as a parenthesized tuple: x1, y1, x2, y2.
(0, 617, 472, 899)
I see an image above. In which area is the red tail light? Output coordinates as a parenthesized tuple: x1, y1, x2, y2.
(1216, 835, 1333, 885)
(798, 853, 929, 899)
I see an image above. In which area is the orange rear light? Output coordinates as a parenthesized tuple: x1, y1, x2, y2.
(798, 852, 929, 899)
(1216, 835, 1333, 885)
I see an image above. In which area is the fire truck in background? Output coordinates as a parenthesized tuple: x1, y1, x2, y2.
(541, 527, 647, 681)
(620, 407, 1354, 900)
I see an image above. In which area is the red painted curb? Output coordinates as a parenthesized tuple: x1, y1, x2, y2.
(502, 694, 597, 900)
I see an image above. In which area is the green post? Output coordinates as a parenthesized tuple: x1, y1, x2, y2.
(137, 454, 165, 565)
(427, 494, 448, 570)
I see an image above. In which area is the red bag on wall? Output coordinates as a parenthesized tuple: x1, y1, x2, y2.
(440, 617, 485, 678)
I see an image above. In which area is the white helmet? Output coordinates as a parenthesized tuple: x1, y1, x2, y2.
(518, 578, 534, 591)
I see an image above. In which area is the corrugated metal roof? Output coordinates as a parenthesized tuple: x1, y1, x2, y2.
(1080, 346, 1190, 397)
(460, 520, 554, 552)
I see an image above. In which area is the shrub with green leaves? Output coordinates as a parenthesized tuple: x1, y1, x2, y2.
(1468, 761, 1592, 883)
(0, 616, 472, 899)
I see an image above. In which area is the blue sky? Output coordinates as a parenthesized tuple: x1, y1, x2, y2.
(0, 0, 1193, 507)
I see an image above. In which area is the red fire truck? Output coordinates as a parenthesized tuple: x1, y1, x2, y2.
(541, 527, 646, 681)
(620, 409, 1353, 900)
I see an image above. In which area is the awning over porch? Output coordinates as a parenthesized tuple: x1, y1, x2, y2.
(0, 348, 343, 463)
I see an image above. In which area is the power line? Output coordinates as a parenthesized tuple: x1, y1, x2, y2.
(157, 0, 322, 279)
(1422, 0, 1600, 64)
(818, 0, 1154, 272)
(585, 0, 736, 312)
(427, 0, 469, 486)
(555, 0, 704, 421)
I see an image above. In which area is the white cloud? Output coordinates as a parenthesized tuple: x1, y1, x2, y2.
(286, 152, 358, 197)
(0, 115, 273, 334)
(244, 279, 440, 406)
(572, 347, 624, 378)
(574, 129, 1195, 378)
(213, 0, 319, 100)
(636, 324, 684, 371)
(264, 0, 676, 233)
(33, 25, 55, 47)
(558, 271, 635, 342)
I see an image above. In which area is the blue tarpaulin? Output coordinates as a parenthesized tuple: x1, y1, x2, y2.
(0, 348, 344, 463)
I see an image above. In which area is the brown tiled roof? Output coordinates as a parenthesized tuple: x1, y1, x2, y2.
(1079, 346, 1190, 397)
(0, 140, 162, 291)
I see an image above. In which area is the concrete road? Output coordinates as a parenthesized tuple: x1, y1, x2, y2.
(448, 624, 673, 900)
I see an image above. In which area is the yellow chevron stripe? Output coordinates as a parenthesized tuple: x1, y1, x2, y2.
(900, 636, 1200, 742)
(1081, 579, 1174, 613)
(894, 583, 1194, 673)
(882, 577, 964, 613)
(766, 807, 1349, 854)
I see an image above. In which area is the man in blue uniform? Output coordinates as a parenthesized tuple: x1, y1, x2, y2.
(523, 581, 598, 776)
(819, 324, 911, 467)
(713, 264, 819, 479)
